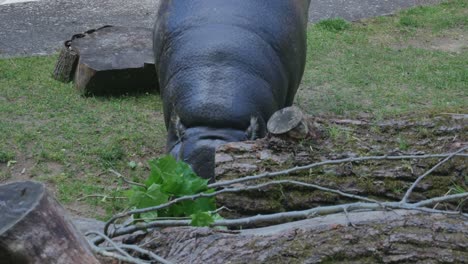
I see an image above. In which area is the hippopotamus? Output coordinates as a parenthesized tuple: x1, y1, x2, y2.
(153, 0, 311, 180)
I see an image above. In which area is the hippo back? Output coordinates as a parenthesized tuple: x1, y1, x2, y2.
(153, 0, 310, 179)
(154, 0, 310, 131)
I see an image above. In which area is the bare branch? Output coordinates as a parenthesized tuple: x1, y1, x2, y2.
(77, 194, 127, 201)
(87, 231, 173, 264)
(104, 178, 379, 235)
(108, 192, 468, 238)
(401, 146, 467, 203)
(88, 243, 149, 264)
(87, 231, 146, 264)
(412, 192, 468, 208)
(109, 169, 146, 188)
(103, 244, 173, 264)
(104, 151, 467, 235)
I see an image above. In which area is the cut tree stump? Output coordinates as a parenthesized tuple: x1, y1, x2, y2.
(267, 106, 310, 139)
(53, 26, 157, 96)
(0, 181, 100, 264)
(53, 45, 79, 83)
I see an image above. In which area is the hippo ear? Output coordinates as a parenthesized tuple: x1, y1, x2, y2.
(245, 116, 259, 140)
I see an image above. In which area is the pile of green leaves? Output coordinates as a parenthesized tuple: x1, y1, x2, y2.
(125, 155, 217, 227)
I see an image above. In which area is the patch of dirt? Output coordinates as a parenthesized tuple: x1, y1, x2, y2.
(375, 27, 468, 53)
(393, 34, 467, 53)
(0, 157, 38, 182)
(0, 158, 65, 180)
(65, 201, 107, 219)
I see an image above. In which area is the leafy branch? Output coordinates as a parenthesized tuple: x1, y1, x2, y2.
(123, 155, 218, 226)
(92, 147, 467, 263)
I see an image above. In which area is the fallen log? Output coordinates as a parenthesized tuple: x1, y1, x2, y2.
(141, 210, 468, 263)
(101, 114, 467, 263)
(215, 114, 467, 219)
(0, 181, 100, 264)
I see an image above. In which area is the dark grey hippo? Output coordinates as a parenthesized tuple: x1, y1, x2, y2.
(153, 0, 311, 180)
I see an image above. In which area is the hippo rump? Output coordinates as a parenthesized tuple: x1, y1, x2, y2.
(153, 0, 311, 180)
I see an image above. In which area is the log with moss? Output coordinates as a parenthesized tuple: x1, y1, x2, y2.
(101, 114, 467, 263)
(215, 114, 467, 219)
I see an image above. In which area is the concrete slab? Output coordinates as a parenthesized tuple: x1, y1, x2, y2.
(0, 0, 40, 5)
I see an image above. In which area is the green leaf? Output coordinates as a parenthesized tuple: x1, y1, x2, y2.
(160, 173, 185, 195)
(128, 161, 137, 169)
(145, 160, 163, 187)
(126, 155, 218, 221)
(126, 184, 169, 210)
(125, 185, 146, 206)
(191, 212, 215, 227)
(144, 183, 169, 206)
(181, 174, 209, 195)
(140, 211, 159, 222)
(166, 197, 216, 217)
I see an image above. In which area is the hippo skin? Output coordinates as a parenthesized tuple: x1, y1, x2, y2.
(153, 0, 311, 180)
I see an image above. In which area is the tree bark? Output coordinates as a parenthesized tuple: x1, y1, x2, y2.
(119, 114, 468, 264)
(141, 210, 467, 263)
(53, 44, 79, 83)
(214, 114, 467, 219)
(0, 181, 100, 264)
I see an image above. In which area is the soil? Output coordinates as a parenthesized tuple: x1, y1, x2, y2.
(392, 31, 468, 53)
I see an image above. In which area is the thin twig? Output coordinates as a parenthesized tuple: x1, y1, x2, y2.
(87, 231, 173, 264)
(88, 243, 149, 264)
(439, 113, 468, 117)
(433, 189, 453, 210)
(77, 194, 127, 201)
(102, 244, 173, 264)
(343, 206, 357, 228)
(86, 231, 140, 262)
(109, 169, 146, 188)
(412, 192, 468, 207)
(401, 146, 467, 203)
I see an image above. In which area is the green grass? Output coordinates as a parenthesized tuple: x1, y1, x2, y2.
(0, 0, 467, 218)
(298, 0, 467, 118)
(316, 18, 350, 32)
(0, 56, 166, 218)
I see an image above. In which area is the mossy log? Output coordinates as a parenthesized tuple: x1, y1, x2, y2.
(0, 181, 100, 264)
(215, 114, 467, 219)
(126, 114, 467, 264)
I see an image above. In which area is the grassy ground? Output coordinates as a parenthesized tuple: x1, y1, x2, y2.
(298, 0, 467, 118)
(0, 57, 166, 217)
(0, 0, 466, 219)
